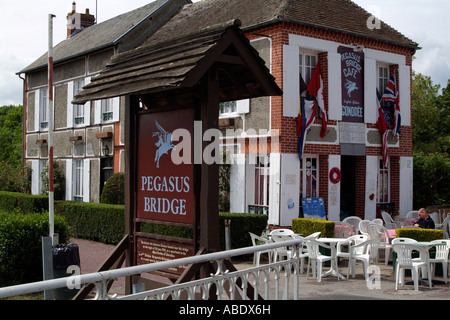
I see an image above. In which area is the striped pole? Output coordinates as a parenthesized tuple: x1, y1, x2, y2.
(48, 14, 56, 244)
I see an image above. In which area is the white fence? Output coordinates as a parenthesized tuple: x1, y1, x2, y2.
(0, 239, 303, 300)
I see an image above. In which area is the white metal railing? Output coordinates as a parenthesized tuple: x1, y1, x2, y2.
(0, 239, 303, 300)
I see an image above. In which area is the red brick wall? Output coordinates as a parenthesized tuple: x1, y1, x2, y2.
(246, 21, 414, 220)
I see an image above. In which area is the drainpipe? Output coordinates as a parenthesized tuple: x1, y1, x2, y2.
(18, 73, 25, 176)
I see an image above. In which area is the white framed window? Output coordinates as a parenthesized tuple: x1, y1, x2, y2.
(219, 100, 249, 118)
(73, 159, 84, 202)
(73, 79, 85, 126)
(377, 63, 389, 92)
(101, 99, 114, 122)
(300, 156, 318, 199)
(377, 158, 389, 203)
(254, 155, 270, 207)
(94, 97, 119, 124)
(299, 49, 318, 94)
(39, 88, 48, 131)
(219, 101, 237, 116)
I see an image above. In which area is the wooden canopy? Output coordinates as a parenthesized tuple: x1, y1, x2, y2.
(73, 19, 282, 105)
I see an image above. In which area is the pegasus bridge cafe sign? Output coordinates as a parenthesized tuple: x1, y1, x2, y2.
(338, 46, 365, 123)
(136, 108, 195, 274)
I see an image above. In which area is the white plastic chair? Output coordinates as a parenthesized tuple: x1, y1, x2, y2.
(336, 235, 368, 269)
(305, 231, 321, 239)
(371, 218, 384, 226)
(345, 239, 379, 280)
(343, 216, 362, 234)
(442, 215, 450, 239)
(391, 237, 417, 244)
(249, 232, 273, 266)
(393, 243, 432, 291)
(305, 239, 337, 282)
(271, 234, 294, 262)
(367, 223, 394, 265)
(381, 211, 397, 229)
(406, 211, 419, 220)
(358, 220, 371, 235)
(429, 239, 450, 284)
(429, 212, 442, 229)
(269, 228, 295, 236)
(295, 232, 321, 274)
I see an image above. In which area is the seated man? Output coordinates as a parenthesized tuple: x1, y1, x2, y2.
(414, 208, 435, 229)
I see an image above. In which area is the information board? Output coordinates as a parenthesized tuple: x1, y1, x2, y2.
(302, 197, 326, 220)
(136, 237, 195, 275)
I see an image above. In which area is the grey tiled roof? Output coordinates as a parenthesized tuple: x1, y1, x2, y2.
(72, 20, 282, 104)
(145, 0, 418, 49)
(19, 0, 186, 74)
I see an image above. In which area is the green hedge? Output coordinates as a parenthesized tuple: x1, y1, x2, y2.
(0, 211, 71, 286)
(0, 192, 269, 249)
(219, 213, 268, 250)
(0, 191, 48, 214)
(292, 218, 335, 238)
(55, 201, 125, 245)
(395, 228, 444, 242)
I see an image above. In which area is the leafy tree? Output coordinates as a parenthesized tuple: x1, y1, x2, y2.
(40, 161, 66, 200)
(411, 73, 450, 207)
(0, 105, 23, 169)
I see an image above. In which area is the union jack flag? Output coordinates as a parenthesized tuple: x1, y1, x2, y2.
(382, 73, 401, 139)
(376, 89, 389, 168)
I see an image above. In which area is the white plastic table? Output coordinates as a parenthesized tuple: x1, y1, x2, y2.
(316, 238, 348, 280)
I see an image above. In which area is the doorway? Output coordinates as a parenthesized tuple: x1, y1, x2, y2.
(100, 156, 114, 196)
(340, 156, 356, 220)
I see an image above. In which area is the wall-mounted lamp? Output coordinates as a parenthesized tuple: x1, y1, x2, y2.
(102, 144, 109, 156)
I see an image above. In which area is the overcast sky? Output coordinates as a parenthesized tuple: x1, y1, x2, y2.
(0, 0, 448, 106)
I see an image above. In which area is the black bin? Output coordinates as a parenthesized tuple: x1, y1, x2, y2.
(52, 243, 81, 300)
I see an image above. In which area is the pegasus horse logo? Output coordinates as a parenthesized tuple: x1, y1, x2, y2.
(344, 79, 359, 97)
(153, 121, 175, 168)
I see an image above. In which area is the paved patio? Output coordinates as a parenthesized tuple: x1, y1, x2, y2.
(72, 238, 450, 300)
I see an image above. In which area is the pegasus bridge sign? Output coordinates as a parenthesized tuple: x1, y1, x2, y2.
(137, 109, 194, 224)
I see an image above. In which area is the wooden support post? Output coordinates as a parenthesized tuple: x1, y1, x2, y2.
(199, 69, 220, 253)
(124, 94, 140, 295)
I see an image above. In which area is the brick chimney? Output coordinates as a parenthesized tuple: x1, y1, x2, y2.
(67, 1, 95, 38)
